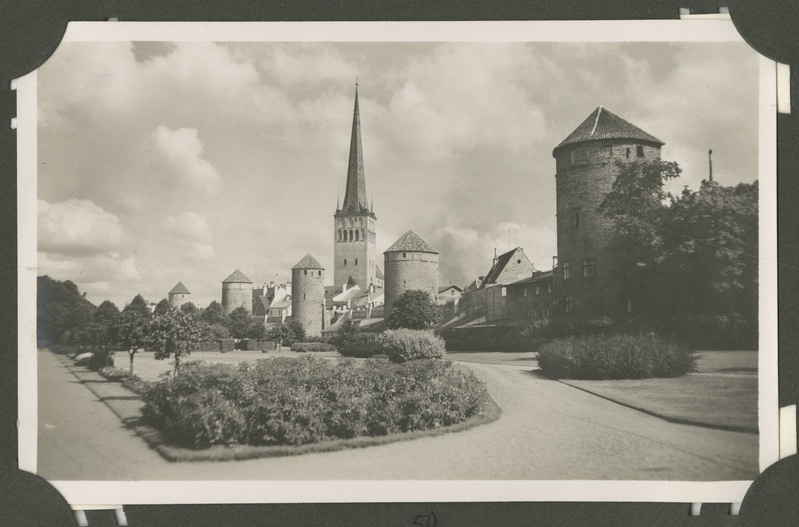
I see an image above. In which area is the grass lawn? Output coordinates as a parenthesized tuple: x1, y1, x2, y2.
(560, 373, 757, 432)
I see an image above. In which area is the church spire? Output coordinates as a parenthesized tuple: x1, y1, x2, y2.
(342, 82, 370, 214)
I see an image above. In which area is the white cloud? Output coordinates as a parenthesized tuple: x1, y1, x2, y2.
(165, 211, 215, 259)
(38, 252, 141, 284)
(38, 199, 124, 256)
(152, 126, 223, 195)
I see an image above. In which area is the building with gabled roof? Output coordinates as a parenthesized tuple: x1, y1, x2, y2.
(168, 281, 191, 308)
(481, 247, 536, 288)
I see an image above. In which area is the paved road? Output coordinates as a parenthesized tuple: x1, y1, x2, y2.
(37, 349, 757, 481)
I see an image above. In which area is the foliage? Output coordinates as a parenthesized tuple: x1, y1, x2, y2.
(147, 308, 204, 375)
(140, 356, 489, 449)
(99, 367, 148, 395)
(36, 276, 95, 348)
(376, 329, 446, 363)
(338, 334, 383, 358)
(88, 348, 114, 371)
(180, 302, 199, 316)
(116, 310, 150, 373)
(290, 342, 337, 352)
(536, 333, 697, 380)
(266, 321, 303, 347)
(599, 159, 758, 349)
(123, 294, 152, 319)
(386, 290, 441, 330)
(227, 307, 253, 339)
(201, 323, 230, 340)
(200, 301, 229, 327)
(153, 299, 171, 316)
(94, 300, 120, 326)
(332, 317, 360, 349)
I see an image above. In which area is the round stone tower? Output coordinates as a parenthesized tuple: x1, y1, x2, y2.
(383, 231, 439, 317)
(291, 253, 326, 337)
(553, 106, 663, 317)
(221, 269, 253, 314)
(168, 281, 191, 308)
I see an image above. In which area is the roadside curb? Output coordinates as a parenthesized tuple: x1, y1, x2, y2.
(55, 353, 503, 463)
(557, 378, 758, 434)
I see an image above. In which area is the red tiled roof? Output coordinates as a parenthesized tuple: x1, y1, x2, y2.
(168, 281, 191, 295)
(222, 269, 252, 283)
(553, 106, 664, 156)
(385, 230, 438, 254)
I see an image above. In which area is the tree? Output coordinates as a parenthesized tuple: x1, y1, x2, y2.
(386, 290, 440, 330)
(123, 294, 152, 319)
(286, 320, 306, 343)
(94, 300, 120, 326)
(201, 300, 228, 327)
(179, 302, 199, 317)
(36, 276, 95, 347)
(147, 308, 203, 376)
(265, 322, 302, 350)
(153, 298, 171, 316)
(228, 306, 252, 339)
(116, 310, 149, 374)
(333, 317, 360, 349)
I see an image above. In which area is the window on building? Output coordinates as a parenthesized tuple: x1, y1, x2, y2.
(625, 147, 631, 159)
(573, 211, 580, 228)
(344, 259, 347, 266)
(355, 230, 360, 241)
(318, 271, 321, 276)
(620, 297, 632, 313)
(403, 252, 407, 258)
(547, 283, 552, 294)
(583, 258, 596, 278)
(565, 295, 573, 314)
(523, 288, 528, 297)
(636, 145, 644, 157)
(304, 270, 307, 275)
(303, 293, 306, 300)
(563, 261, 570, 280)
(533, 308, 539, 319)
(535, 285, 540, 296)
(544, 308, 550, 319)
(355, 259, 358, 266)
(501, 287, 507, 297)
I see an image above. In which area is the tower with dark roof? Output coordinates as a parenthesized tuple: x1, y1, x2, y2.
(168, 281, 191, 308)
(333, 84, 380, 290)
(221, 269, 253, 314)
(383, 231, 439, 317)
(553, 106, 663, 317)
(291, 254, 326, 337)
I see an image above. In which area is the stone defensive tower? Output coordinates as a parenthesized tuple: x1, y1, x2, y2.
(168, 281, 191, 308)
(291, 253, 326, 337)
(221, 269, 253, 314)
(383, 231, 439, 317)
(552, 106, 663, 317)
(333, 84, 379, 289)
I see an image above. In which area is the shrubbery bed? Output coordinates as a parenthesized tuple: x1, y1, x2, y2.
(377, 329, 445, 363)
(536, 333, 697, 380)
(290, 342, 337, 352)
(140, 356, 489, 449)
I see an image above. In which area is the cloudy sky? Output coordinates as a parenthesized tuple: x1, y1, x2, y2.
(36, 39, 760, 309)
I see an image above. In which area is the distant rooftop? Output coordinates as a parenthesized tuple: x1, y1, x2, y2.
(292, 253, 325, 270)
(553, 106, 664, 156)
(222, 269, 252, 283)
(385, 230, 438, 254)
(168, 281, 191, 295)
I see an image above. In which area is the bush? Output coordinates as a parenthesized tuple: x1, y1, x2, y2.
(218, 339, 235, 352)
(536, 333, 697, 380)
(291, 342, 337, 352)
(338, 334, 382, 358)
(88, 348, 114, 371)
(100, 367, 148, 395)
(141, 356, 489, 449)
(196, 341, 220, 352)
(377, 329, 446, 363)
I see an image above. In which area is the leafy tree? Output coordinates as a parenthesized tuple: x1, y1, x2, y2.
(117, 310, 149, 374)
(147, 308, 203, 376)
(334, 317, 360, 349)
(200, 323, 230, 340)
(386, 290, 441, 330)
(94, 300, 120, 326)
(201, 300, 228, 327)
(247, 320, 266, 340)
(286, 320, 306, 343)
(153, 298, 171, 316)
(123, 294, 152, 319)
(36, 276, 95, 347)
(179, 302, 199, 317)
(228, 306, 252, 339)
(266, 322, 302, 350)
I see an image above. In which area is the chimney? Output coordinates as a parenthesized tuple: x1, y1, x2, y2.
(708, 149, 714, 182)
(552, 255, 558, 269)
(493, 248, 498, 266)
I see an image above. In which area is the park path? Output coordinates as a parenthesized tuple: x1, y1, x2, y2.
(37, 349, 757, 481)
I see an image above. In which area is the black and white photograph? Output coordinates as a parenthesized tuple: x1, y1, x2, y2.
(17, 20, 778, 505)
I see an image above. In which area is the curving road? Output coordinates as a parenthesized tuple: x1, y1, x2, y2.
(37, 350, 757, 481)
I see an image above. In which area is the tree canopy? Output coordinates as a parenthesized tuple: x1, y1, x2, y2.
(386, 290, 440, 330)
(36, 276, 95, 347)
(147, 308, 203, 375)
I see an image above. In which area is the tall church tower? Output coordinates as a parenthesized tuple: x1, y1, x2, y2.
(334, 84, 378, 289)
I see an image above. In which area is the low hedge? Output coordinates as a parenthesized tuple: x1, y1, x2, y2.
(536, 333, 697, 380)
(376, 329, 446, 363)
(291, 342, 337, 352)
(338, 335, 383, 358)
(218, 339, 235, 352)
(99, 367, 149, 395)
(141, 356, 489, 449)
(196, 341, 219, 352)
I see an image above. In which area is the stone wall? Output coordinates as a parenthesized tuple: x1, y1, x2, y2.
(554, 140, 661, 318)
(383, 250, 439, 317)
(291, 267, 325, 337)
(168, 293, 190, 308)
(222, 282, 253, 314)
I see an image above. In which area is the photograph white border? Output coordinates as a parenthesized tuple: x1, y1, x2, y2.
(17, 20, 779, 506)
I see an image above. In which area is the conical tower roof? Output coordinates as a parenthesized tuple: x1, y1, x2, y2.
(553, 106, 663, 156)
(385, 231, 438, 254)
(341, 84, 370, 214)
(292, 253, 325, 270)
(222, 269, 252, 283)
(169, 281, 191, 295)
